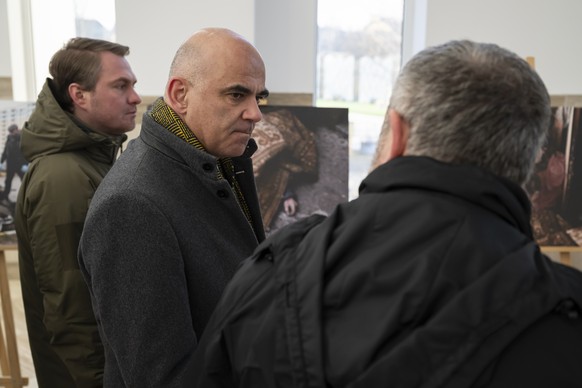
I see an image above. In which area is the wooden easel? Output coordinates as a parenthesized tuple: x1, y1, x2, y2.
(0, 244, 28, 387)
(541, 246, 582, 267)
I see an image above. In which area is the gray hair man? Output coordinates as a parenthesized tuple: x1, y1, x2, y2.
(190, 40, 582, 387)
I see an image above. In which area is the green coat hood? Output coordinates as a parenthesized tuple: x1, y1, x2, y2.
(21, 79, 126, 164)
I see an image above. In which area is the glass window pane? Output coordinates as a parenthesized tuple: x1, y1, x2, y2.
(74, 0, 116, 40)
(317, 0, 404, 199)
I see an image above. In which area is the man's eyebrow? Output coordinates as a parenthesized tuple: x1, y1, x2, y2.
(109, 76, 136, 85)
(223, 84, 269, 98)
(258, 88, 270, 98)
(224, 84, 251, 94)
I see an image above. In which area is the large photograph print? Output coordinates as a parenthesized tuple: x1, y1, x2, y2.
(526, 106, 582, 246)
(252, 105, 349, 235)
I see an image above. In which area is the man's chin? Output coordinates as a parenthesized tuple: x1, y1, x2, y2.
(109, 124, 136, 136)
(123, 120, 138, 132)
(223, 145, 248, 158)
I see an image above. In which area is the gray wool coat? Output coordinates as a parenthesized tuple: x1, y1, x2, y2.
(78, 110, 265, 387)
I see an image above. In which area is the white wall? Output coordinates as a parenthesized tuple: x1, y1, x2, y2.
(5, 0, 37, 100)
(116, 0, 257, 97)
(115, 0, 316, 98)
(403, 0, 582, 95)
(255, 0, 316, 97)
(0, 0, 10, 77)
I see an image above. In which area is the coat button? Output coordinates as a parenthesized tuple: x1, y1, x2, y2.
(217, 189, 229, 198)
(202, 163, 213, 172)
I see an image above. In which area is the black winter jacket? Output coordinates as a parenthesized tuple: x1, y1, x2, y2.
(191, 156, 582, 387)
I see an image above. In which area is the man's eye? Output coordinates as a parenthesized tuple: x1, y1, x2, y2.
(230, 93, 244, 100)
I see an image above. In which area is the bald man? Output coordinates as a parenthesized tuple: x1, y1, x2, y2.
(78, 28, 268, 386)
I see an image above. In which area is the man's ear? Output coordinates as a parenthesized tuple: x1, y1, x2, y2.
(370, 108, 409, 170)
(369, 108, 393, 170)
(165, 77, 189, 114)
(388, 108, 409, 159)
(69, 83, 89, 109)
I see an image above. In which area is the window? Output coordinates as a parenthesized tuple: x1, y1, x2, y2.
(317, 0, 404, 198)
(74, 0, 116, 41)
(27, 0, 116, 95)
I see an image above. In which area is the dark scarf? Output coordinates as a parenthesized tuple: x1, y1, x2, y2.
(148, 98, 254, 229)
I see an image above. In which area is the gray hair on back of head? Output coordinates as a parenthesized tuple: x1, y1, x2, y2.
(389, 39, 551, 185)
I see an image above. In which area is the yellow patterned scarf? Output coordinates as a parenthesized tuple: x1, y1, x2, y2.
(148, 98, 254, 230)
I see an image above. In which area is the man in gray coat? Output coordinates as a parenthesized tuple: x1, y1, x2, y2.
(78, 27, 268, 387)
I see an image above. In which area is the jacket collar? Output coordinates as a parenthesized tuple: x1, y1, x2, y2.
(359, 156, 533, 237)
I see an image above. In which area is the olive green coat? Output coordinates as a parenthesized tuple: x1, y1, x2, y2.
(15, 79, 126, 388)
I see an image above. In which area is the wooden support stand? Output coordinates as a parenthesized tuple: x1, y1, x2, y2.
(541, 246, 582, 267)
(0, 244, 28, 387)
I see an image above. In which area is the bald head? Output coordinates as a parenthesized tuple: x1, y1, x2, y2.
(162, 27, 268, 158)
(167, 28, 264, 90)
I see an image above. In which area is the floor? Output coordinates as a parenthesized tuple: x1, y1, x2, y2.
(3, 252, 38, 387)
(0, 168, 36, 386)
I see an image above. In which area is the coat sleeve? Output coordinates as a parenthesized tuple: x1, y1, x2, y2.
(21, 161, 105, 386)
(79, 190, 197, 387)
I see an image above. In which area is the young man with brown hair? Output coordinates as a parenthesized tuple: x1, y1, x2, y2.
(16, 37, 141, 387)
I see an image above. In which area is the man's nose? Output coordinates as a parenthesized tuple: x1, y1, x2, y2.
(243, 100, 263, 122)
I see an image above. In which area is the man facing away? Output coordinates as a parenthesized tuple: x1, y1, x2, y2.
(1, 123, 27, 201)
(78, 27, 267, 387)
(15, 38, 141, 387)
(190, 40, 582, 387)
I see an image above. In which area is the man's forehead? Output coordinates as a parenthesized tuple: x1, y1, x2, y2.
(98, 54, 136, 83)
